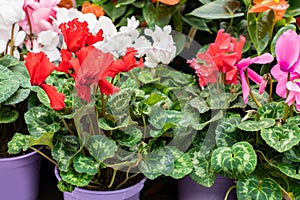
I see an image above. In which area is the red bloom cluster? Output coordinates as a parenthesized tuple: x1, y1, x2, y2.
(188, 29, 246, 87)
(25, 18, 143, 110)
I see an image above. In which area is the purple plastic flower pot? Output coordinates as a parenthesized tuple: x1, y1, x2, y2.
(0, 150, 41, 200)
(54, 166, 147, 200)
(178, 175, 237, 200)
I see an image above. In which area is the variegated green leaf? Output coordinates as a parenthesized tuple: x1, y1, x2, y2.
(215, 116, 242, 147)
(52, 136, 80, 172)
(278, 164, 300, 180)
(143, 92, 166, 106)
(9, 63, 31, 88)
(238, 118, 275, 132)
(110, 89, 133, 112)
(248, 88, 269, 109)
(139, 148, 174, 179)
(0, 65, 20, 103)
(284, 145, 300, 162)
(29, 131, 54, 148)
(86, 135, 117, 162)
(257, 102, 285, 119)
(0, 107, 19, 123)
(137, 71, 158, 84)
(60, 167, 94, 187)
(148, 105, 167, 129)
(3, 88, 31, 105)
(189, 97, 210, 114)
(73, 153, 99, 175)
(230, 96, 247, 109)
(189, 148, 216, 187)
(0, 55, 19, 67)
(261, 124, 300, 153)
(211, 142, 257, 179)
(117, 77, 138, 89)
(167, 147, 193, 179)
(25, 106, 60, 138)
(98, 116, 138, 131)
(207, 93, 239, 109)
(57, 180, 75, 192)
(112, 126, 142, 147)
(198, 110, 223, 130)
(286, 116, 300, 125)
(237, 176, 282, 200)
(7, 133, 30, 154)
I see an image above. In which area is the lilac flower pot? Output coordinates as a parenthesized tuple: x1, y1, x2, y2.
(178, 175, 237, 200)
(55, 167, 147, 200)
(0, 151, 41, 200)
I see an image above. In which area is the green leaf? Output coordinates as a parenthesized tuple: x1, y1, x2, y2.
(139, 148, 174, 179)
(148, 105, 167, 130)
(115, 0, 135, 7)
(4, 88, 31, 105)
(182, 16, 210, 33)
(73, 153, 99, 176)
(86, 135, 117, 162)
(257, 102, 285, 119)
(261, 124, 300, 153)
(270, 25, 297, 56)
(197, 110, 224, 130)
(57, 180, 75, 192)
(143, 92, 166, 106)
(215, 117, 242, 147)
(0, 55, 19, 67)
(285, 0, 300, 17)
(237, 176, 282, 200)
(189, 147, 216, 187)
(9, 63, 31, 88)
(137, 71, 157, 84)
(238, 118, 275, 132)
(0, 65, 20, 103)
(25, 106, 60, 138)
(112, 126, 142, 147)
(211, 142, 257, 179)
(52, 136, 80, 172)
(188, 0, 244, 19)
(247, 10, 274, 54)
(0, 107, 19, 123)
(284, 145, 300, 162)
(60, 166, 94, 187)
(278, 164, 300, 180)
(189, 97, 209, 114)
(286, 116, 300, 125)
(142, 2, 172, 28)
(248, 88, 269, 109)
(109, 88, 133, 113)
(168, 147, 193, 179)
(101, 1, 127, 21)
(207, 93, 239, 109)
(7, 133, 30, 154)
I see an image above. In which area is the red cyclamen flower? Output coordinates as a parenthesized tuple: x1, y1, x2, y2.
(25, 52, 65, 110)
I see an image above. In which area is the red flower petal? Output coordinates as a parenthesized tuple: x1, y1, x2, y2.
(25, 52, 56, 86)
(86, 29, 104, 45)
(99, 78, 120, 95)
(41, 84, 65, 110)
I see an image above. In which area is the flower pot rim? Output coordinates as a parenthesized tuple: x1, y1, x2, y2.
(54, 166, 147, 194)
(0, 150, 38, 162)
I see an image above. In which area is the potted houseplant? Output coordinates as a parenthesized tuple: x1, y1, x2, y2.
(179, 21, 300, 200)
(7, 14, 197, 199)
(0, 1, 43, 199)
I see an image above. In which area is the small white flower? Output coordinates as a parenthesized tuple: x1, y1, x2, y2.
(0, 0, 25, 26)
(120, 16, 139, 32)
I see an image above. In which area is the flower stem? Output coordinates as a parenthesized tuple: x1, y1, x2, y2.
(101, 93, 106, 117)
(224, 185, 236, 200)
(30, 146, 57, 165)
(268, 73, 273, 103)
(246, 70, 261, 108)
(283, 73, 290, 122)
(108, 168, 117, 189)
(9, 24, 16, 56)
(142, 114, 147, 140)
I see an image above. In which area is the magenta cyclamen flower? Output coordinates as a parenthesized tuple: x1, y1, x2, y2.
(275, 29, 300, 73)
(286, 81, 300, 111)
(236, 53, 274, 104)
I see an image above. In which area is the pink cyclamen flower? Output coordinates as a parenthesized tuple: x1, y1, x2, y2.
(236, 53, 274, 104)
(19, 0, 60, 35)
(286, 81, 300, 111)
(275, 29, 300, 73)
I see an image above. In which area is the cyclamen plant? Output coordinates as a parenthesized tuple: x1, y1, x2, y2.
(187, 29, 300, 199)
(7, 16, 196, 192)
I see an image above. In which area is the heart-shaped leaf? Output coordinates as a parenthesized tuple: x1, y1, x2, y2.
(261, 124, 300, 153)
(7, 133, 30, 154)
(168, 147, 193, 179)
(149, 105, 167, 130)
(0, 65, 20, 103)
(277, 164, 300, 180)
(237, 176, 282, 200)
(142, 2, 172, 28)
(0, 107, 19, 123)
(3, 88, 31, 105)
(86, 135, 117, 162)
(112, 126, 142, 147)
(73, 153, 99, 176)
(284, 145, 300, 162)
(247, 10, 274, 54)
(257, 102, 285, 119)
(238, 118, 275, 132)
(60, 166, 94, 187)
(0, 55, 19, 67)
(285, 0, 300, 17)
(215, 117, 242, 147)
(211, 142, 257, 179)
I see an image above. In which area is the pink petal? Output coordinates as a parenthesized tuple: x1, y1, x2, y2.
(275, 30, 300, 72)
(285, 91, 296, 106)
(240, 71, 250, 104)
(248, 69, 263, 85)
(286, 81, 300, 93)
(259, 79, 268, 94)
(236, 53, 273, 71)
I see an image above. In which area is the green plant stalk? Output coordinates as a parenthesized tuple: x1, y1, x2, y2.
(282, 73, 290, 122)
(9, 23, 16, 56)
(224, 185, 236, 200)
(246, 70, 261, 107)
(116, 170, 140, 190)
(62, 118, 74, 135)
(142, 114, 147, 140)
(101, 93, 106, 117)
(108, 168, 117, 189)
(30, 146, 57, 165)
(268, 74, 273, 103)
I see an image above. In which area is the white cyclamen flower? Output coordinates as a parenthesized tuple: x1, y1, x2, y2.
(0, 0, 25, 27)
